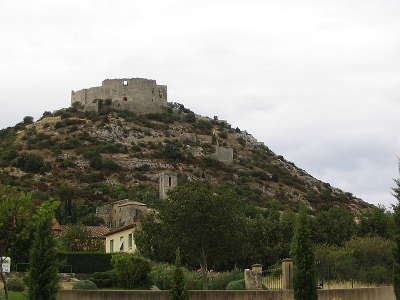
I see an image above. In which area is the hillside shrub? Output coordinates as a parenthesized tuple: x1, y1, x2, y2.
(89, 270, 115, 288)
(225, 279, 245, 290)
(55, 119, 85, 129)
(23, 116, 34, 124)
(102, 159, 121, 171)
(193, 119, 212, 134)
(72, 280, 97, 290)
(112, 254, 152, 289)
(58, 252, 112, 274)
(15, 152, 49, 173)
(7, 278, 25, 291)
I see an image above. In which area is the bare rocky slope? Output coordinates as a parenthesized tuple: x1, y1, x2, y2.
(0, 103, 370, 223)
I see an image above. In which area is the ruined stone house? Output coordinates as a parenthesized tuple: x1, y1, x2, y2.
(96, 199, 150, 229)
(71, 78, 167, 114)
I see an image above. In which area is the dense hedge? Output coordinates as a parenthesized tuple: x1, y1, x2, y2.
(58, 252, 112, 274)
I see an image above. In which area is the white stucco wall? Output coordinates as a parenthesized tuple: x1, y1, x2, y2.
(105, 227, 137, 254)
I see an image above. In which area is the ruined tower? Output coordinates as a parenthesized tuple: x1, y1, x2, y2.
(71, 78, 168, 114)
(159, 172, 178, 200)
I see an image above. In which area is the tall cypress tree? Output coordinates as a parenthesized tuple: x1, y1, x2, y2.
(26, 200, 60, 300)
(290, 203, 317, 300)
(170, 249, 188, 300)
(393, 174, 400, 299)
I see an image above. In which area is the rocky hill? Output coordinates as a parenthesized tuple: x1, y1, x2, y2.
(0, 103, 370, 224)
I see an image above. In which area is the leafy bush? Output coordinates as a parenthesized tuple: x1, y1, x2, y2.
(89, 271, 115, 288)
(72, 280, 98, 290)
(7, 278, 25, 291)
(23, 116, 34, 124)
(55, 118, 85, 129)
(58, 252, 112, 273)
(15, 152, 49, 173)
(315, 237, 394, 284)
(193, 119, 213, 134)
(225, 279, 245, 290)
(208, 270, 243, 290)
(112, 254, 152, 289)
(102, 159, 121, 171)
(150, 263, 175, 290)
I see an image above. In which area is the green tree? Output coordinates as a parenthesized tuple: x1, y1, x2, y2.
(26, 199, 60, 300)
(137, 182, 245, 289)
(313, 207, 356, 246)
(393, 172, 400, 299)
(357, 206, 394, 239)
(23, 116, 34, 124)
(134, 213, 175, 263)
(243, 211, 283, 267)
(0, 186, 35, 300)
(291, 203, 317, 300)
(170, 249, 188, 300)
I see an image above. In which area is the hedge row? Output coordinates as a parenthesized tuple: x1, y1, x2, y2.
(58, 252, 112, 274)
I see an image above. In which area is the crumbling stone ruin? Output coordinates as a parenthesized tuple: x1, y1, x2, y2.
(211, 146, 233, 164)
(71, 78, 167, 114)
(159, 172, 178, 200)
(96, 199, 150, 229)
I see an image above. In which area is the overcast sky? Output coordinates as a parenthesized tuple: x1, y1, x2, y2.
(1, 0, 399, 207)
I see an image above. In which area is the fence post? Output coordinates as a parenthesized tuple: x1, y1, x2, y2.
(244, 264, 263, 290)
(282, 258, 293, 290)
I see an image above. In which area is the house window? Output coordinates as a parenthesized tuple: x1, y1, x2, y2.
(128, 233, 133, 248)
(169, 177, 172, 187)
(110, 239, 114, 253)
(123, 80, 128, 86)
(120, 236, 124, 251)
(123, 97, 128, 101)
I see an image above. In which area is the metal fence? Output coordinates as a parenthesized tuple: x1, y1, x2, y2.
(262, 267, 283, 290)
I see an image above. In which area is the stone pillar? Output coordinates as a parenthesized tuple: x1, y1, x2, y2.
(282, 258, 294, 290)
(244, 264, 263, 290)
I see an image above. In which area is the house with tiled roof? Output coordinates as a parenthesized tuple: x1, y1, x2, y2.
(104, 222, 140, 253)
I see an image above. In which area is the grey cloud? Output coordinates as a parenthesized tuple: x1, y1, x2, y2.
(1, 0, 400, 206)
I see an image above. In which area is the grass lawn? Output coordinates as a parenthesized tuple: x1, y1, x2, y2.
(8, 291, 26, 300)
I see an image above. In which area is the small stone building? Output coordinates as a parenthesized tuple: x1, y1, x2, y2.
(159, 172, 178, 200)
(71, 78, 168, 114)
(96, 199, 150, 229)
(211, 146, 234, 164)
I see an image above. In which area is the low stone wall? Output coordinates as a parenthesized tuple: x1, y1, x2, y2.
(317, 286, 395, 300)
(57, 286, 395, 300)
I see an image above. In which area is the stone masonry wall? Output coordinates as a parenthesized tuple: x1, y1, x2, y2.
(71, 78, 168, 114)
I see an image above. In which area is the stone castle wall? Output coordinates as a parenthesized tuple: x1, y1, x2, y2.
(71, 78, 168, 114)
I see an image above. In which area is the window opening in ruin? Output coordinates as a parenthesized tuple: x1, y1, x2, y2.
(123, 80, 128, 86)
(169, 177, 172, 186)
(123, 97, 128, 101)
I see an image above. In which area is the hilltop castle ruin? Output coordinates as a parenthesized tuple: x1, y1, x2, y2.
(71, 78, 168, 114)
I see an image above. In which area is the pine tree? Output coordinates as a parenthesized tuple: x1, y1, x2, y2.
(290, 203, 317, 300)
(170, 249, 188, 300)
(26, 200, 60, 300)
(393, 175, 400, 299)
